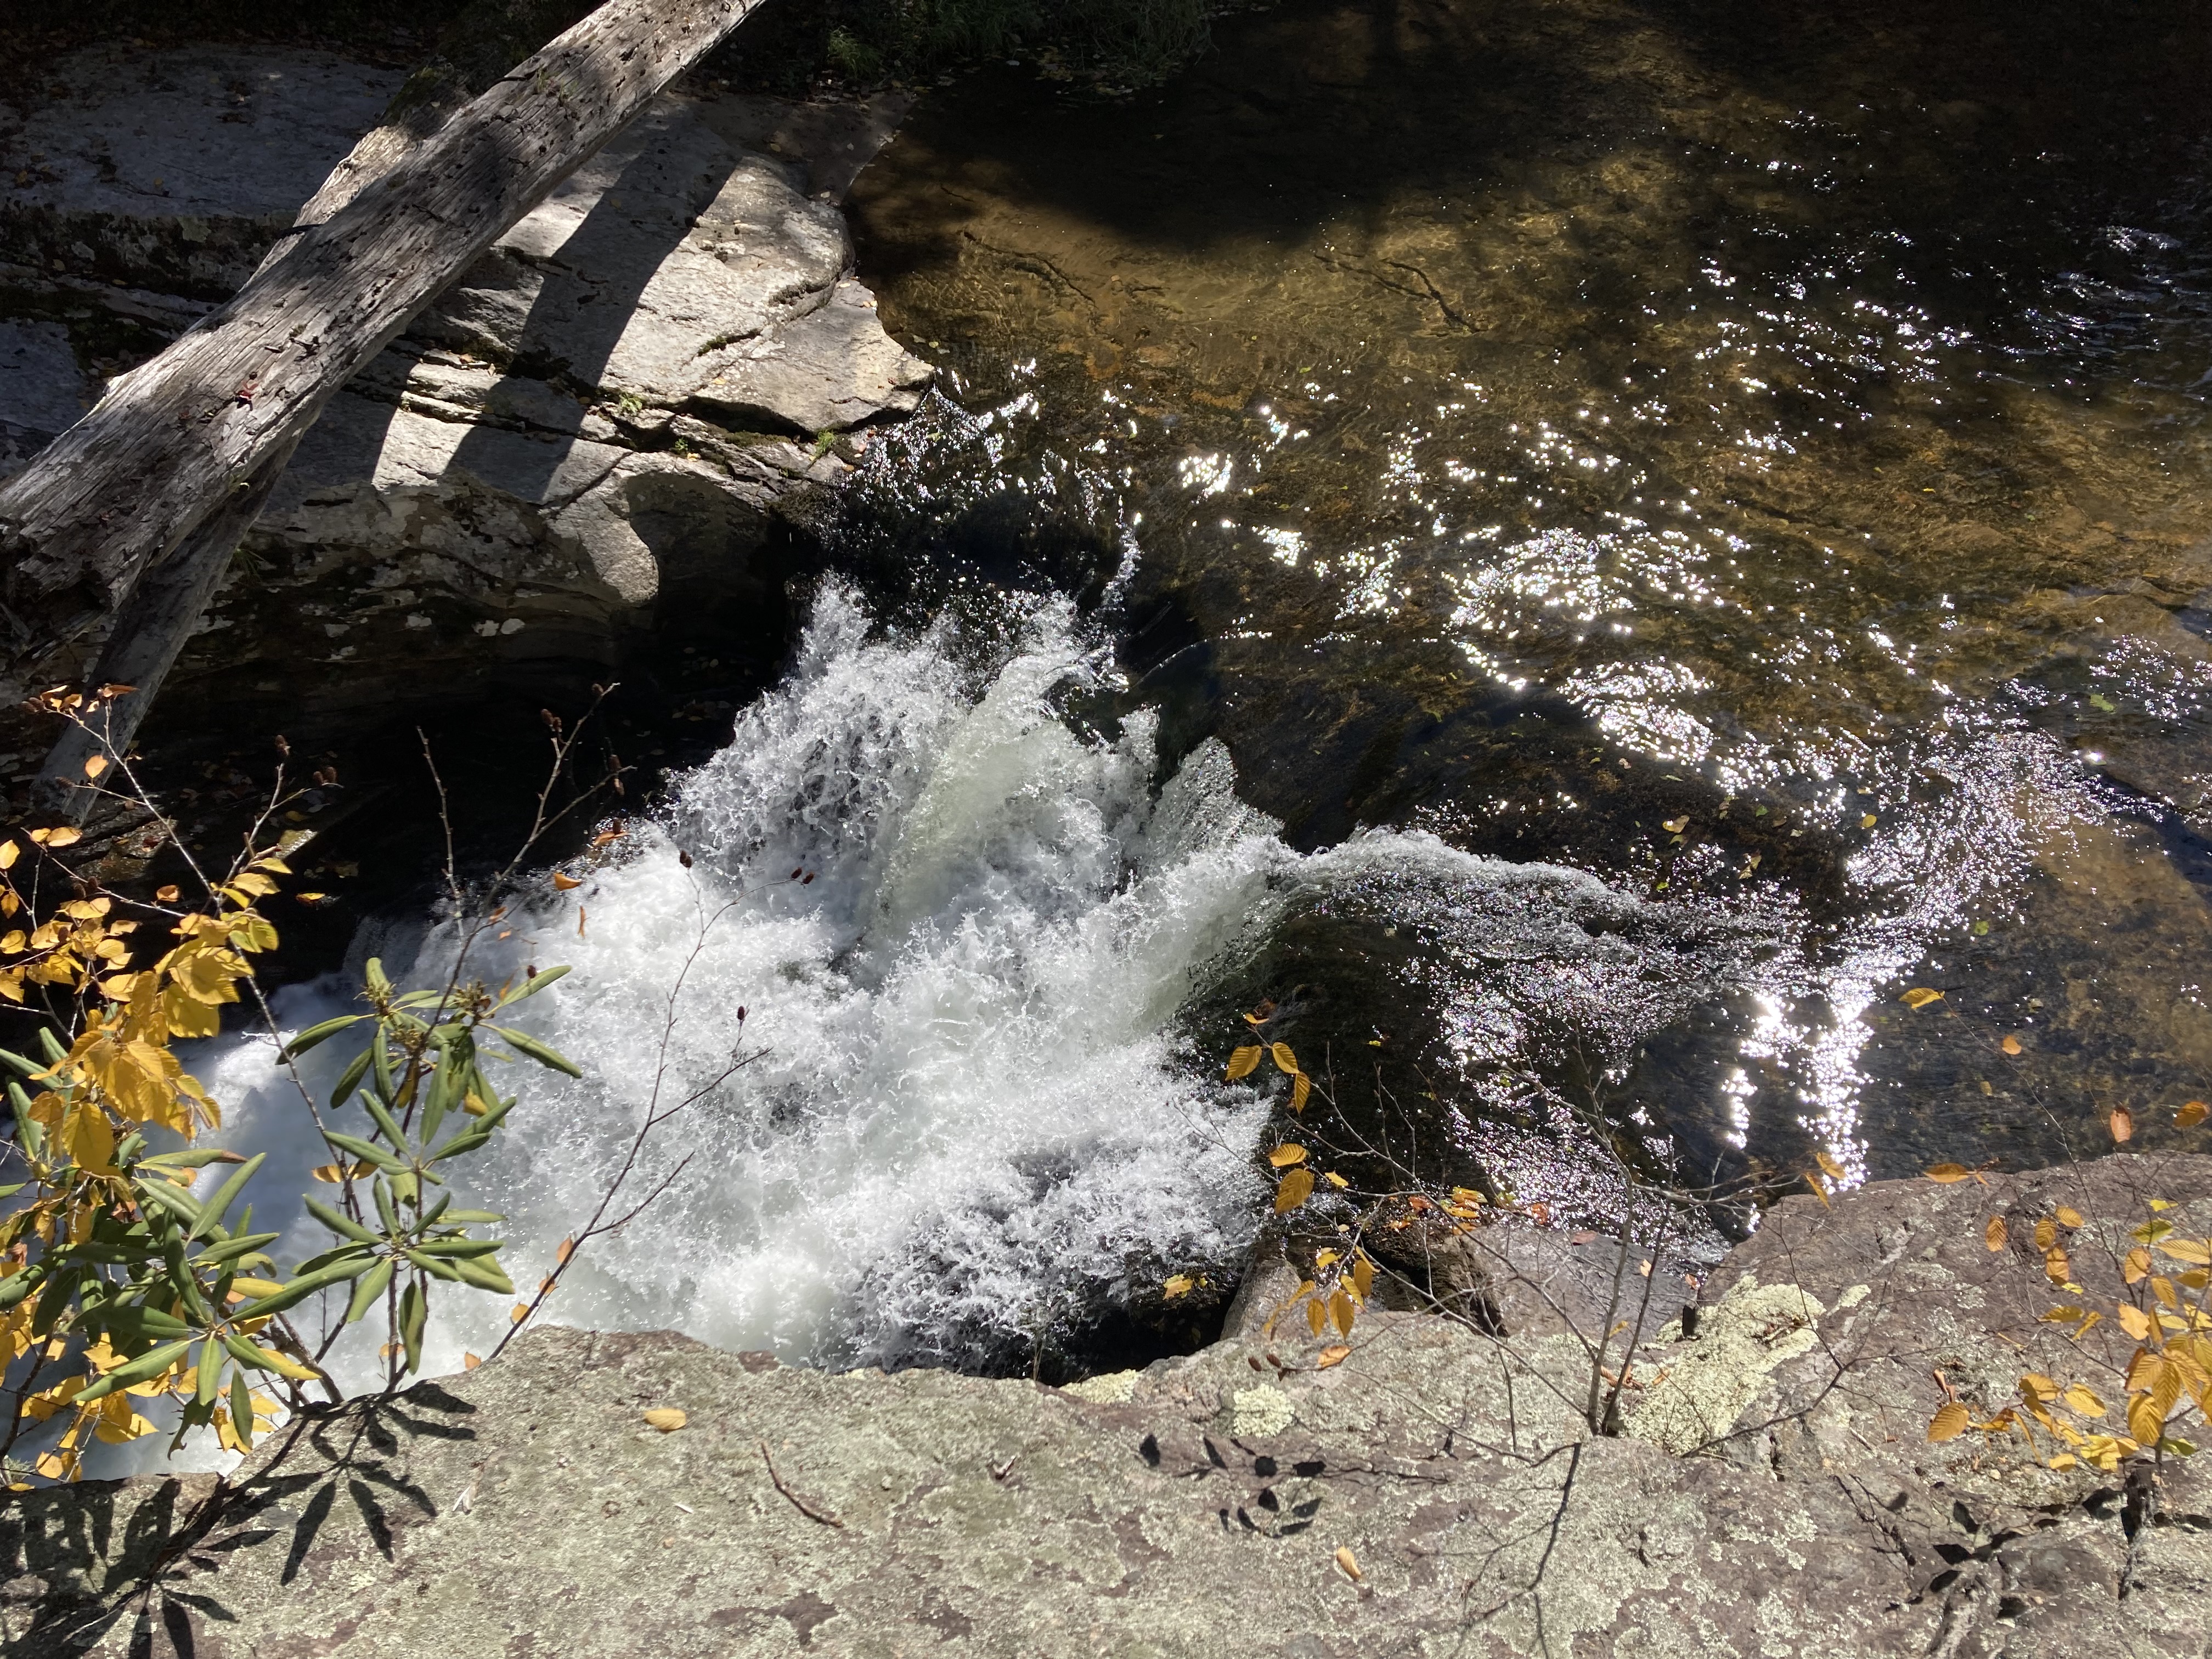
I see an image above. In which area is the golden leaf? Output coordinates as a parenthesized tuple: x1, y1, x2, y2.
(2117, 1304, 2153, 1341)
(1269, 1144, 1308, 1168)
(2124, 1247, 2152, 1284)
(1163, 1274, 1193, 1299)
(2157, 1238, 2212, 1266)
(2128, 1392, 2167, 1448)
(155, 885, 179, 903)
(1925, 1163, 1973, 1184)
(2111, 1106, 2134, 1144)
(1226, 1045, 1263, 1081)
(0, 842, 14, 870)
(82, 755, 109, 780)
(308, 1161, 374, 1183)
(1289, 1071, 1311, 1114)
(1901, 988, 1943, 1009)
(509, 1303, 530, 1325)
(2062, 1384, 2106, 1417)
(2048, 1453, 2079, 1471)
(1984, 1216, 2006, 1251)
(2020, 1373, 2058, 1402)
(41, 827, 82, 849)
(1661, 816, 1688, 833)
(2055, 1206, 2083, 1229)
(1323, 1170, 1348, 1189)
(1269, 1042, 1299, 1076)
(2034, 1217, 2057, 1251)
(1306, 1296, 1327, 1337)
(464, 1352, 482, 1370)
(2178, 1100, 2209, 1129)
(1334, 1546, 1362, 1581)
(551, 873, 583, 891)
(1805, 1172, 1830, 1209)
(556, 1237, 575, 1266)
(1316, 1345, 1351, 1369)
(1928, 1402, 1971, 1442)
(1860, 812, 1878, 828)
(1274, 1167, 1316, 1215)
(2000, 1035, 2023, 1056)
(1815, 1150, 1844, 1180)
(2042, 1248, 2071, 1284)
(1331, 1291, 1355, 1338)
(641, 1408, 688, 1434)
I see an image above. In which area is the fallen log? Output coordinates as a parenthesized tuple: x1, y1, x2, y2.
(26, 2, 604, 813)
(0, 0, 765, 740)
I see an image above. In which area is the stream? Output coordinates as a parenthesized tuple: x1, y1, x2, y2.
(169, 0, 2212, 1427)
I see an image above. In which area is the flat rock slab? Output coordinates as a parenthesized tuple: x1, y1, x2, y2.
(5, 1154, 2208, 1657)
(0, 48, 408, 295)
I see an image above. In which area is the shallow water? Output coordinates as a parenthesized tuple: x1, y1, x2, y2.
(839, 0, 2212, 1186)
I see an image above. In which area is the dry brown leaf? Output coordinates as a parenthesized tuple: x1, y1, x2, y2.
(1927, 1402, 1971, 1442)
(1334, 1546, 1363, 1581)
(1316, 1345, 1351, 1369)
(462, 1352, 482, 1370)
(551, 873, 583, 891)
(1984, 1216, 2007, 1252)
(2178, 1100, 2209, 1129)
(2110, 1106, 2134, 1144)
(556, 1237, 575, 1266)
(1901, 987, 1943, 1009)
(2000, 1035, 2023, 1056)
(642, 1408, 688, 1434)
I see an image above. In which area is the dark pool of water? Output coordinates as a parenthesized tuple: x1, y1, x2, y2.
(828, 0, 2212, 1201)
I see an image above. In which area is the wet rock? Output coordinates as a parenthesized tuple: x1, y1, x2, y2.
(8, 1154, 2205, 1656)
(0, 48, 929, 752)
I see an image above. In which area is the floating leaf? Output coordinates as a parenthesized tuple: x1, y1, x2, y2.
(642, 1408, 688, 1434)
(1901, 988, 1943, 1009)
(1661, 816, 1688, 833)
(1163, 1274, 1193, 1299)
(1269, 1144, 1308, 1167)
(1984, 1216, 2007, 1251)
(551, 873, 582, 891)
(1925, 1164, 1974, 1184)
(1316, 1345, 1351, 1369)
(2110, 1106, 2134, 1144)
(1226, 1045, 1263, 1081)
(1334, 1546, 1362, 1581)
(1860, 813, 1878, 829)
(2178, 1101, 2209, 1129)
(2001, 1035, 2023, 1056)
(1275, 1167, 1316, 1214)
(1928, 1402, 1971, 1443)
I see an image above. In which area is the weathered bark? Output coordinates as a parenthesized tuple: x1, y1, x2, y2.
(0, 0, 765, 710)
(25, 1, 607, 817)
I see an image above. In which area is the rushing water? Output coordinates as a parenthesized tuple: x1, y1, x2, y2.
(136, 0, 2212, 1445)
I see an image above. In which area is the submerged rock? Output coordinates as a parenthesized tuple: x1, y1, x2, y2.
(5, 1154, 2205, 1656)
(0, 48, 929, 753)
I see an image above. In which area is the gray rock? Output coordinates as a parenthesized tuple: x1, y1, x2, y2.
(7, 1154, 2207, 1657)
(0, 48, 930, 747)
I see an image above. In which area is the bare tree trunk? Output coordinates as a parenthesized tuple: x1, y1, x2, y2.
(0, 0, 765, 719)
(25, 1, 609, 816)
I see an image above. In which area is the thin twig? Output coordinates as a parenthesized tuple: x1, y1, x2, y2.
(760, 1439, 844, 1527)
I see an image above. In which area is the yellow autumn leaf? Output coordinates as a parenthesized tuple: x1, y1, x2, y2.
(1306, 1296, 1327, 1337)
(1323, 1171, 1348, 1189)
(2034, 1217, 2057, 1251)
(308, 1161, 374, 1183)
(1925, 1164, 1973, 1183)
(1984, 1216, 2006, 1251)
(1316, 1345, 1351, 1369)
(1927, 1402, 1971, 1442)
(641, 1408, 688, 1433)
(1814, 1149, 1844, 1181)
(2156, 1238, 2212, 1266)
(464, 1352, 483, 1370)
(2055, 1206, 2083, 1229)
(41, 827, 82, 849)
(1334, 1546, 1362, 1581)
(1268, 1144, 1308, 1167)
(2178, 1100, 2209, 1128)
(2124, 1247, 2151, 1284)
(1860, 813, 1878, 828)
(1901, 988, 1943, 1009)
(2128, 1392, 2168, 1448)
(1225, 1045, 1263, 1081)
(1661, 816, 1688, 833)
(1270, 1042, 1299, 1075)
(551, 873, 583, 891)
(1289, 1071, 1310, 1113)
(1163, 1274, 1193, 1299)
(2019, 1373, 2058, 1402)
(1274, 1167, 1316, 1214)
(2117, 1304, 2153, 1341)
(2062, 1385, 2106, 1417)
(510, 1303, 530, 1325)
(1331, 1291, 1355, 1337)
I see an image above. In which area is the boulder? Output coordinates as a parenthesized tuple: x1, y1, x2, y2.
(5, 1154, 2207, 1657)
(0, 47, 930, 752)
